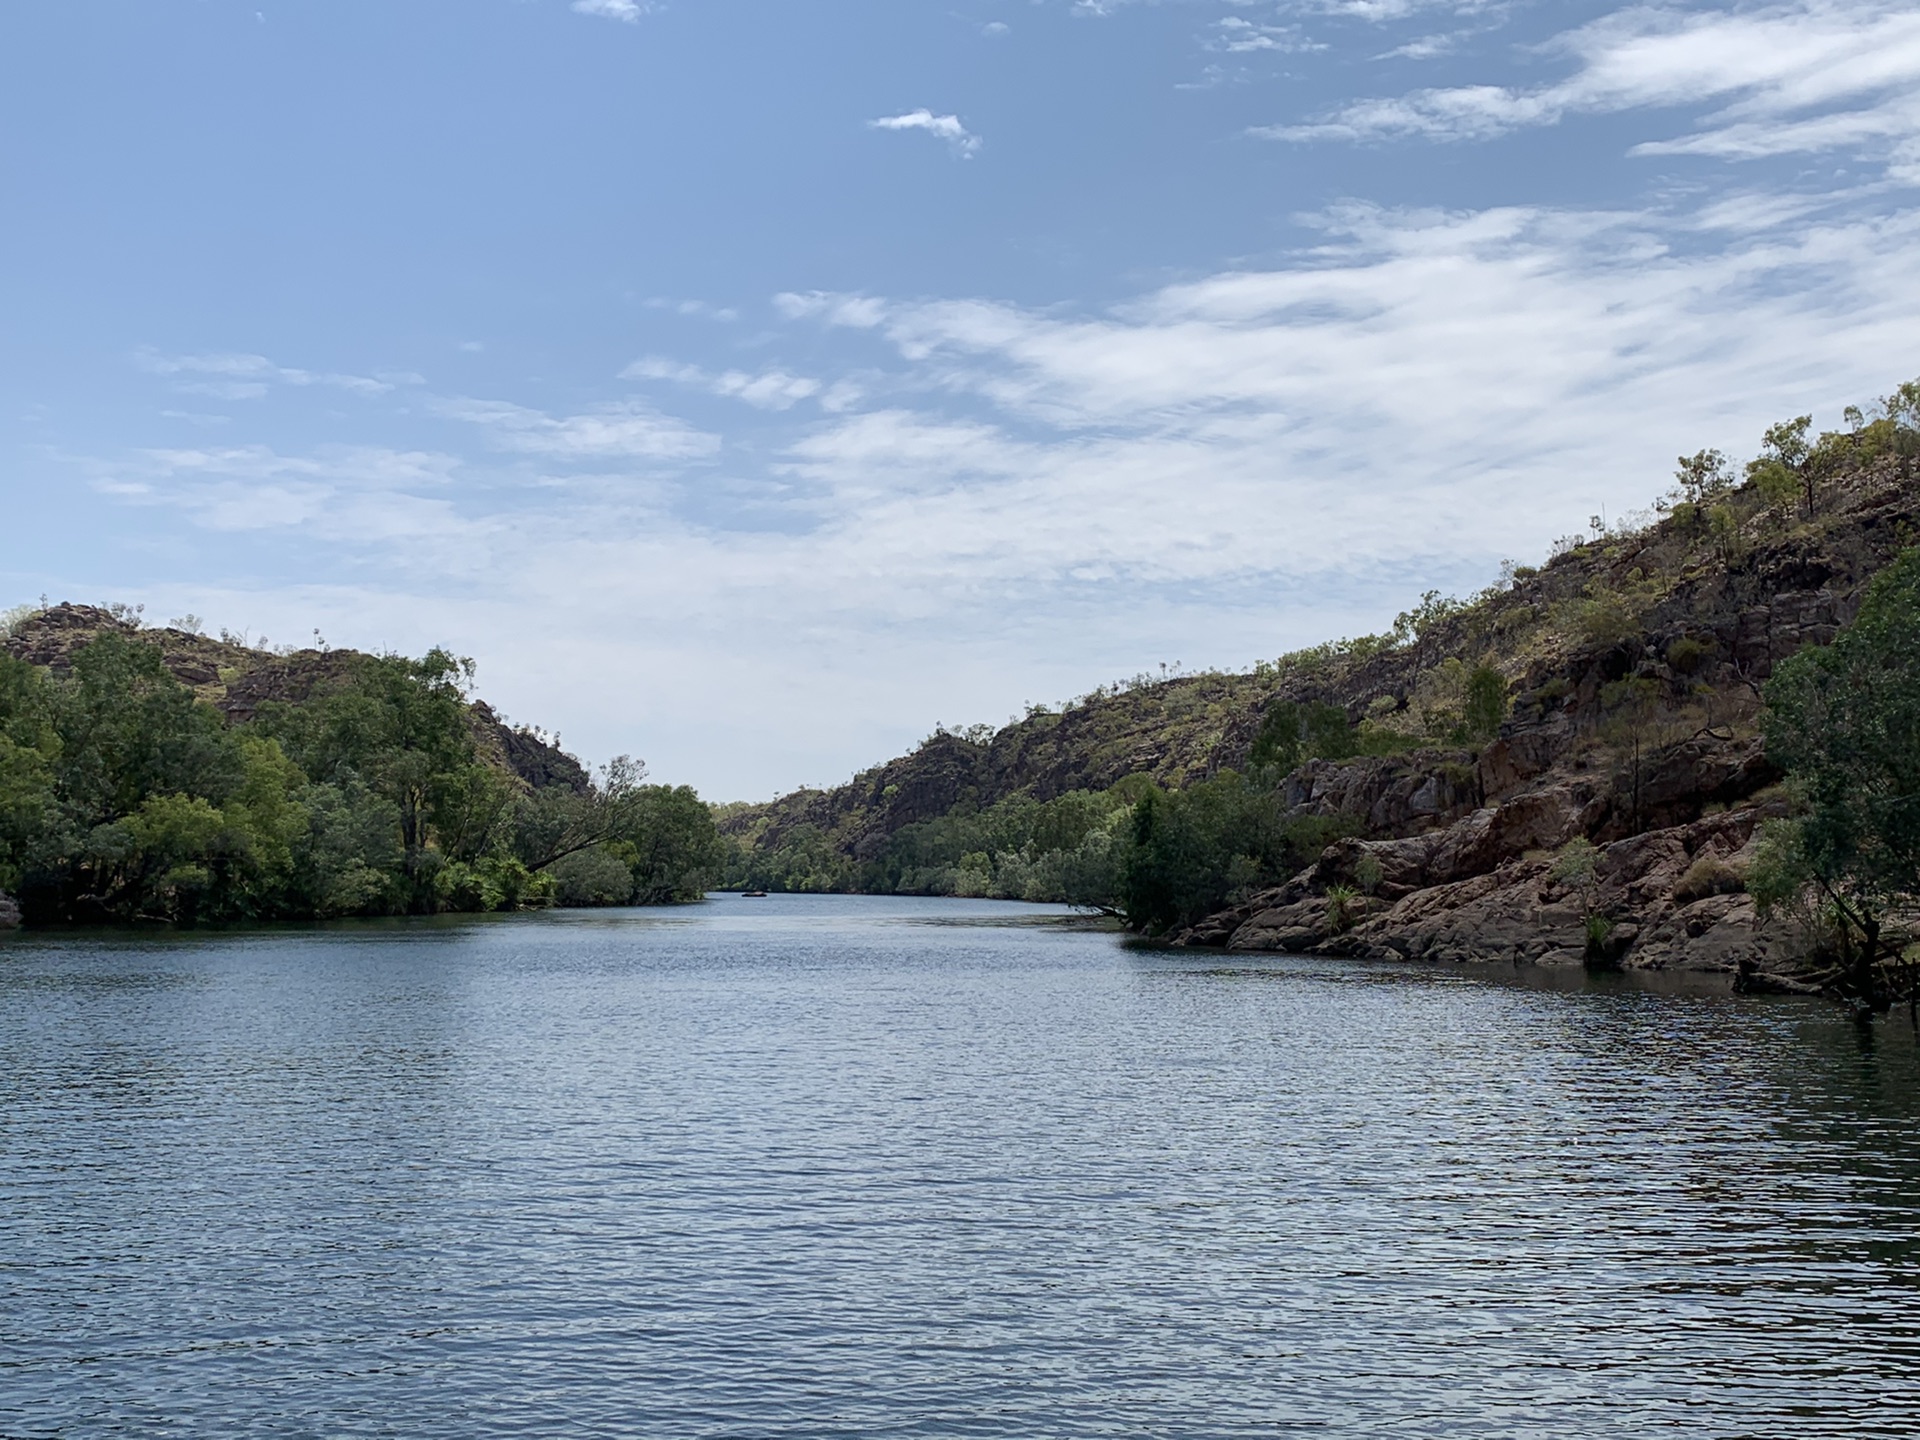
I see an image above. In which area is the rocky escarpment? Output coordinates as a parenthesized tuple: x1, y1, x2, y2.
(4, 604, 589, 795)
(1180, 782, 1802, 982)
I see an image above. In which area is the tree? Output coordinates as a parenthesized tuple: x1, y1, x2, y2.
(0, 655, 60, 896)
(258, 649, 484, 910)
(1674, 448, 1733, 505)
(621, 784, 723, 902)
(1747, 415, 1817, 518)
(1248, 701, 1302, 775)
(1463, 665, 1508, 742)
(1760, 548, 1920, 1009)
(511, 754, 653, 873)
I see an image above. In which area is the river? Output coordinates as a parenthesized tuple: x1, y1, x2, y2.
(3, 894, 1917, 1437)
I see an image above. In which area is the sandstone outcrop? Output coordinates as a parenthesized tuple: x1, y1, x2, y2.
(1187, 797, 1802, 982)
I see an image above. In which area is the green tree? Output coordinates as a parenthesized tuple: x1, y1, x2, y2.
(258, 649, 484, 910)
(621, 784, 723, 902)
(1675, 448, 1734, 505)
(1748, 414, 1817, 518)
(0, 655, 59, 895)
(1462, 665, 1508, 742)
(1248, 701, 1301, 775)
(1116, 773, 1353, 935)
(1760, 549, 1920, 1007)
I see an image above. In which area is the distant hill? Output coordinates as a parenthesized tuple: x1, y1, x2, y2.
(4, 603, 589, 795)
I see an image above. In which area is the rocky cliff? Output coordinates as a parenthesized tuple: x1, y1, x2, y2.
(1171, 453, 1920, 981)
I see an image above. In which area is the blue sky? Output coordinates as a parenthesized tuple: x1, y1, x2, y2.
(4, 0, 1918, 799)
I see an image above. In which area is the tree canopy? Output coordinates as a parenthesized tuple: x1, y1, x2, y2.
(0, 632, 718, 925)
(1759, 547, 1920, 1007)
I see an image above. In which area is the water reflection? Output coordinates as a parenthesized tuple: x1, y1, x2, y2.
(1, 897, 1916, 1438)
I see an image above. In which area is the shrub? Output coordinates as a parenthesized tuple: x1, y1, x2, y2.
(1463, 665, 1507, 741)
(1583, 911, 1617, 961)
(1353, 852, 1385, 895)
(553, 846, 636, 906)
(1670, 854, 1744, 904)
(1325, 883, 1361, 933)
(1666, 636, 1712, 675)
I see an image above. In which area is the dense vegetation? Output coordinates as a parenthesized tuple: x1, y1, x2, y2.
(0, 628, 719, 925)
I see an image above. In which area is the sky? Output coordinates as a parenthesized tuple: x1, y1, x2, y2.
(3, 0, 1917, 800)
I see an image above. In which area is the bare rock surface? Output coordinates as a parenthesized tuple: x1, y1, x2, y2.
(1206, 802, 1797, 979)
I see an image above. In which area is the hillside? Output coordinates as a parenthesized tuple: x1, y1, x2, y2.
(723, 384, 1920, 985)
(4, 604, 589, 794)
(0, 607, 718, 926)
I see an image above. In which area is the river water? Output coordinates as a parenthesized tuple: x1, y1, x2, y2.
(3, 894, 1917, 1438)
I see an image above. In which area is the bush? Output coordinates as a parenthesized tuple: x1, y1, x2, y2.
(1670, 854, 1744, 904)
(1463, 665, 1507, 741)
(1116, 773, 1356, 935)
(553, 847, 637, 906)
(1666, 636, 1712, 675)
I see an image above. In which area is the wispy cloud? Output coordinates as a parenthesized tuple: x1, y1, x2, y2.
(1379, 33, 1461, 60)
(1261, 0, 1920, 179)
(621, 358, 824, 410)
(571, 0, 648, 22)
(1212, 17, 1324, 53)
(93, 445, 463, 542)
(645, 297, 741, 322)
(134, 349, 406, 399)
(433, 397, 719, 460)
(869, 109, 981, 158)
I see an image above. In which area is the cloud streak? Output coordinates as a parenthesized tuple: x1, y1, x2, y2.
(134, 350, 408, 398)
(622, 358, 824, 410)
(433, 397, 719, 460)
(1261, 0, 1920, 178)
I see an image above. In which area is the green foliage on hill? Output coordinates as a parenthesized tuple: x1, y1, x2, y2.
(0, 630, 719, 926)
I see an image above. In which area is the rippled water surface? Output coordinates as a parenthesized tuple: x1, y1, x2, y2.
(4, 895, 1919, 1438)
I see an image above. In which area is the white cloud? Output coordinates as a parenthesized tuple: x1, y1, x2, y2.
(645, 297, 741, 322)
(135, 349, 401, 397)
(1262, 0, 1920, 178)
(982, 21, 1010, 37)
(1379, 33, 1461, 60)
(75, 193, 1920, 799)
(774, 291, 887, 327)
(571, 0, 648, 21)
(433, 396, 719, 460)
(95, 445, 466, 542)
(622, 358, 823, 410)
(1213, 17, 1323, 53)
(869, 109, 982, 158)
